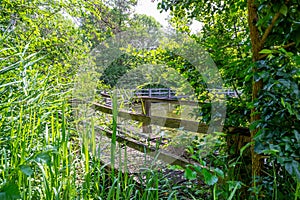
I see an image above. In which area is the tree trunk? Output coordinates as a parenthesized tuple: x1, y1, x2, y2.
(247, 0, 264, 180)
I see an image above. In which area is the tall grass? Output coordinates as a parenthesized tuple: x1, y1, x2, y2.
(0, 39, 188, 199)
(0, 59, 76, 199)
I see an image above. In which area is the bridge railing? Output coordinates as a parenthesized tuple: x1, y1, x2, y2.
(100, 88, 240, 100)
(135, 88, 239, 98)
(207, 89, 239, 97)
(134, 88, 177, 98)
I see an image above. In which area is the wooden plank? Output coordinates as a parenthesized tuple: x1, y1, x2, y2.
(71, 99, 250, 136)
(71, 99, 209, 133)
(87, 122, 205, 169)
(93, 102, 208, 133)
(100, 91, 110, 98)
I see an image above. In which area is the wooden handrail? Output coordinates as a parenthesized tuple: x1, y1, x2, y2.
(71, 99, 209, 133)
(71, 98, 250, 136)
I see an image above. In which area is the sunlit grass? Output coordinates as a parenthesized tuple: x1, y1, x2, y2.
(0, 47, 185, 199)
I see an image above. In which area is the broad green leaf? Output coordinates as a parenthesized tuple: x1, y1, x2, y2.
(0, 183, 21, 200)
(285, 143, 292, 151)
(254, 142, 265, 154)
(294, 130, 300, 142)
(278, 79, 290, 88)
(259, 49, 272, 54)
(292, 160, 300, 182)
(285, 102, 294, 115)
(201, 168, 218, 186)
(285, 160, 300, 181)
(168, 165, 183, 170)
(35, 152, 51, 165)
(20, 165, 33, 177)
(192, 165, 202, 174)
(184, 168, 197, 180)
(279, 4, 288, 16)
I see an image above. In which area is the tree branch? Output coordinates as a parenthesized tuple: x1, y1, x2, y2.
(260, 12, 281, 47)
(258, 42, 296, 59)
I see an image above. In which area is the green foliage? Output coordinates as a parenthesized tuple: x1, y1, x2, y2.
(100, 53, 138, 87)
(184, 133, 248, 199)
(0, 183, 21, 200)
(78, 0, 135, 47)
(159, 0, 253, 128)
(158, 0, 300, 198)
(254, 52, 300, 183)
(129, 14, 162, 31)
(256, 0, 300, 47)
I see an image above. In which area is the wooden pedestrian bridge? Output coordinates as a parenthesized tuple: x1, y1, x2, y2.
(71, 87, 248, 171)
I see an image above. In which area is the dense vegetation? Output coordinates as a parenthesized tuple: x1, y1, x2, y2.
(0, 0, 299, 199)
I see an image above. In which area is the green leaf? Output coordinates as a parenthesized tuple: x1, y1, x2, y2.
(294, 130, 300, 142)
(249, 120, 260, 131)
(285, 102, 294, 115)
(184, 168, 197, 180)
(254, 142, 266, 154)
(201, 168, 218, 186)
(292, 160, 300, 182)
(35, 152, 51, 165)
(279, 4, 288, 16)
(253, 129, 263, 140)
(227, 181, 243, 200)
(294, 56, 300, 65)
(285, 160, 300, 181)
(0, 183, 21, 200)
(192, 165, 202, 174)
(259, 49, 272, 54)
(285, 143, 292, 151)
(214, 168, 224, 179)
(262, 149, 279, 155)
(0, 61, 21, 75)
(278, 79, 290, 88)
(227, 181, 242, 191)
(280, 97, 285, 107)
(20, 165, 33, 177)
(240, 142, 252, 156)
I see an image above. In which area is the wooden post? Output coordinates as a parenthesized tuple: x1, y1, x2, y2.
(168, 102, 171, 112)
(142, 100, 152, 133)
